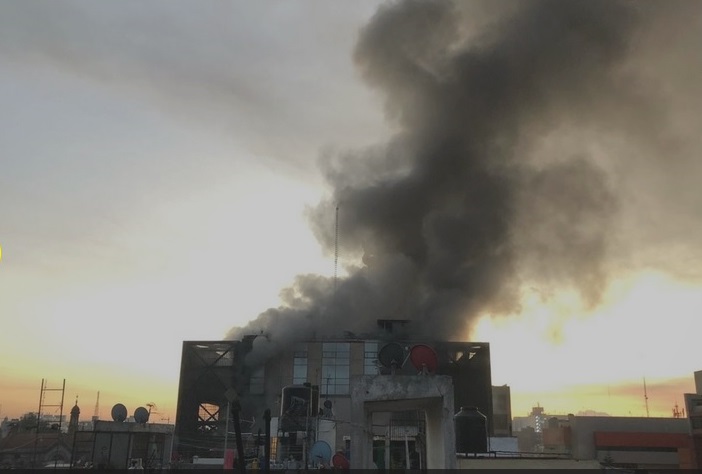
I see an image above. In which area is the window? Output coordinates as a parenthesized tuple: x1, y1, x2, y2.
(250, 366, 265, 395)
(197, 403, 219, 431)
(293, 344, 308, 385)
(198, 403, 219, 421)
(270, 436, 278, 460)
(213, 350, 234, 366)
(364, 341, 379, 375)
(321, 342, 350, 395)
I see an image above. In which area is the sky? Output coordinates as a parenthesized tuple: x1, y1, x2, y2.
(1, 0, 701, 424)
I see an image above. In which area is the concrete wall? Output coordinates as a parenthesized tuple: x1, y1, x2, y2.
(458, 457, 602, 469)
(330, 397, 351, 450)
(349, 375, 455, 469)
(92, 421, 174, 469)
(596, 449, 680, 467)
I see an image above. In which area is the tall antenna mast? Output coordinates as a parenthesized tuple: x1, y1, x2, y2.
(643, 377, 650, 417)
(33, 379, 65, 468)
(334, 204, 339, 294)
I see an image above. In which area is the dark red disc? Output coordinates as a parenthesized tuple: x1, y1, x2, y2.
(409, 344, 438, 373)
(332, 452, 350, 469)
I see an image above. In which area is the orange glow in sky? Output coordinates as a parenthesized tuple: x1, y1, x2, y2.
(474, 271, 702, 417)
(2, 266, 699, 421)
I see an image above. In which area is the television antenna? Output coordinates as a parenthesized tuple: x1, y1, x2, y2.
(93, 391, 100, 420)
(334, 204, 339, 294)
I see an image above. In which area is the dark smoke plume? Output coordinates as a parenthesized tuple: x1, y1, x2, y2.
(228, 0, 702, 362)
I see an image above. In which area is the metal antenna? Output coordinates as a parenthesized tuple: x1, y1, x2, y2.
(644, 377, 650, 417)
(94, 391, 100, 420)
(334, 204, 339, 294)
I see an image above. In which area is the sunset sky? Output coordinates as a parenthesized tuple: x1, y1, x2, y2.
(1, 0, 701, 424)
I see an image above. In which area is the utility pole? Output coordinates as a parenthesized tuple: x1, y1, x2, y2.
(264, 409, 271, 474)
(223, 400, 231, 466)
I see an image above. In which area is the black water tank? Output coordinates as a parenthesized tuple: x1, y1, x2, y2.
(454, 406, 488, 454)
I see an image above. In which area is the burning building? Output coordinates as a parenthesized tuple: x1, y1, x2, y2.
(175, 0, 700, 468)
(173, 321, 492, 469)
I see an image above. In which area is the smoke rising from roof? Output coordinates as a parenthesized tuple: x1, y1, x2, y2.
(228, 0, 702, 361)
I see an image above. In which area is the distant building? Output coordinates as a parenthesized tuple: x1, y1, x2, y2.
(85, 419, 174, 469)
(513, 405, 565, 451)
(0, 431, 74, 469)
(513, 405, 548, 433)
(0, 402, 174, 470)
(515, 370, 702, 469)
(516, 426, 539, 453)
(491, 385, 512, 437)
(510, 403, 694, 469)
(684, 369, 702, 467)
(0, 418, 14, 440)
(467, 414, 693, 470)
(542, 416, 572, 454)
(569, 415, 692, 469)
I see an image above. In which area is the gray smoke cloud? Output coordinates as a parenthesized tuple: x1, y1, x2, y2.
(229, 0, 702, 362)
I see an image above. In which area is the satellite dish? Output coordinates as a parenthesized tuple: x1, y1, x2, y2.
(309, 440, 332, 465)
(378, 342, 405, 368)
(409, 344, 439, 374)
(332, 452, 350, 469)
(134, 406, 150, 424)
(111, 403, 128, 422)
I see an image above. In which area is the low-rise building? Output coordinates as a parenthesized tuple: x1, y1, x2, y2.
(570, 415, 691, 469)
(173, 320, 496, 469)
(684, 369, 702, 467)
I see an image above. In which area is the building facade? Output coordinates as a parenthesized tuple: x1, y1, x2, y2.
(173, 322, 494, 469)
(570, 416, 693, 469)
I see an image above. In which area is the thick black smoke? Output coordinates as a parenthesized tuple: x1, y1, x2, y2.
(228, 0, 702, 361)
